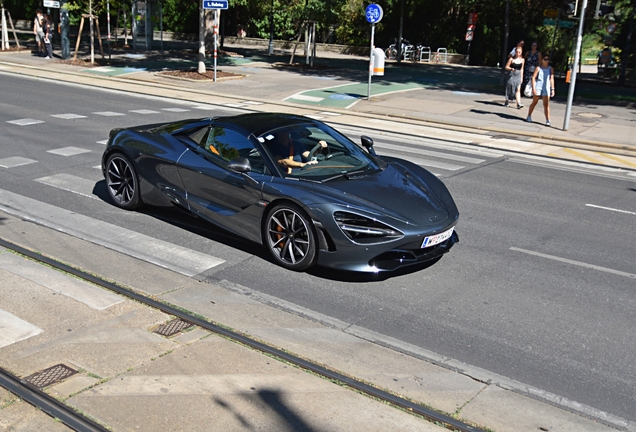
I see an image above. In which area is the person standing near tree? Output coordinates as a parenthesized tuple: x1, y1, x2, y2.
(33, 9, 44, 56)
(524, 41, 541, 95)
(526, 54, 555, 126)
(504, 46, 524, 109)
(42, 13, 53, 59)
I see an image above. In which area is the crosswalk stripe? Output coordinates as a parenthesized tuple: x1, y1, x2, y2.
(35, 173, 99, 200)
(130, 109, 160, 114)
(376, 142, 486, 164)
(0, 188, 225, 277)
(162, 108, 190, 112)
(0, 308, 43, 348)
(0, 157, 38, 168)
(51, 113, 87, 119)
(47, 147, 91, 157)
(7, 118, 44, 126)
(378, 149, 465, 171)
(0, 253, 124, 310)
(93, 111, 125, 116)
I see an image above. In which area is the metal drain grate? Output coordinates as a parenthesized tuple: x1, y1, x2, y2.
(24, 364, 78, 389)
(154, 318, 194, 337)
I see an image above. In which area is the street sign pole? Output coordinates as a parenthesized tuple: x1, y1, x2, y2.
(564, 0, 588, 131)
(368, 23, 374, 100)
(365, 4, 383, 101)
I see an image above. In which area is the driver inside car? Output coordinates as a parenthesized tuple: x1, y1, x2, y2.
(274, 131, 327, 173)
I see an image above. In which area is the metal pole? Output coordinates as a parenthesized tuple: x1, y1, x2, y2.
(160, 0, 163, 52)
(213, 9, 218, 82)
(500, 0, 510, 84)
(367, 23, 375, 100)
(1, 8, 7, 51)
(563, 0, 588, 130)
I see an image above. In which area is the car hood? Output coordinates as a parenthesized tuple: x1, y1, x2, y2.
(312, 163, 451, 227)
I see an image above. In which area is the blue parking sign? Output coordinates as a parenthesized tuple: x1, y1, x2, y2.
(365, 4, 383, 24)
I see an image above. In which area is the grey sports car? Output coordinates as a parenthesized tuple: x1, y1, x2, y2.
(101, 113, 459, 272)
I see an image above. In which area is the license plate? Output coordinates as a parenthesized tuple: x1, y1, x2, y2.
(421, 227, 454, 248)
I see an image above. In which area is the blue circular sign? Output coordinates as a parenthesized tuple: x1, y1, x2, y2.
(365, 4, 384, 24)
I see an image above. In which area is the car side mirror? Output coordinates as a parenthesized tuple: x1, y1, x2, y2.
(228, 157, 251, 173)
(360, 135, 377, 156)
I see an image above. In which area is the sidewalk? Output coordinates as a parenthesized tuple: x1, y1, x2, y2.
(2, 39, 635, 170)
(1, 41, 636, 432)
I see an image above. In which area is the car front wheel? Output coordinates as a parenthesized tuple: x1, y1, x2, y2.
(105, 153, 142, 210)
(264, 203, 317, 271)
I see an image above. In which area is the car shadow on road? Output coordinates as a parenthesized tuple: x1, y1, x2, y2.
(94, 181, 447, 281)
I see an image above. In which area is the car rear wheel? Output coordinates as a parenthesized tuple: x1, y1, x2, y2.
(264, 203, 317, 271)
(105, 153, 142, 210)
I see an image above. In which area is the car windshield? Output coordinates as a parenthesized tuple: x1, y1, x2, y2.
(257, 122, 381, 180)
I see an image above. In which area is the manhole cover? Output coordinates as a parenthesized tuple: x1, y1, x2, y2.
(577, 112, 603, 118)
(25, 364, 77, 388)
(154, 318, 194, 337)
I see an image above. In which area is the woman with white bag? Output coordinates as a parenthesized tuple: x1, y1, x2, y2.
(526, 54, 555, 126)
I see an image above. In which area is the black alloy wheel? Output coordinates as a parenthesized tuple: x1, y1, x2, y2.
(105, 153, 142, 210)
(264, 203, 317, 271)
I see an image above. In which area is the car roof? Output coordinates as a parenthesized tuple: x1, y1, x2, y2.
(213, 113, 318, 138)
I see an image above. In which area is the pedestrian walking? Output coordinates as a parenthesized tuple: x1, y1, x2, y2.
(33, 9, 45, 56)
(508, 39, 524, 59)
(504, 46, 524, 109)
(523, 41, 540, 96)
(526, 54, 555, 126)
(42, 14, 53, 59)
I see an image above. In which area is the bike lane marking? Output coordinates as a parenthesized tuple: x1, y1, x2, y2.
(285, 81, 428, 109)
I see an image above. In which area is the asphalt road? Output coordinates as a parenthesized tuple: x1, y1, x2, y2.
(1, 72, 635, 422)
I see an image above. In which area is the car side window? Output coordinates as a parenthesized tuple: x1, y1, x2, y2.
(200, 126, 266, 174)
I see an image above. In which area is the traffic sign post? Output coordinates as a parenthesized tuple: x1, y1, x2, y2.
(202, 1, 227, 82)
(465, 12, 477, 64)
(365, 4, 383, 100)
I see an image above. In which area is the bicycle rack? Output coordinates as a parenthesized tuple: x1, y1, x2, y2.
(419, 46, 431, 62)
(403, 44, 415, 61)
(436, 48, 447, 64)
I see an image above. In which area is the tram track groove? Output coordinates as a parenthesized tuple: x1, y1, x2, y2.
(0, 236, 486, 432)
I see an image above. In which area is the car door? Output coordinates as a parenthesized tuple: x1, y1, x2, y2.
(176, 125, 267, 243)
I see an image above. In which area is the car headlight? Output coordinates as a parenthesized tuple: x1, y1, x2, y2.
(334, 211, 403, 244)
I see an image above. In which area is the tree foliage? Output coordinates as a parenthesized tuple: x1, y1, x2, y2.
(2, 0, 633, 73)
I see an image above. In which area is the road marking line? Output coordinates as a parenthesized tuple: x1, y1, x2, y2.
(585, 204, 636, 216)
(561, 148, 604, 164)
(51, 113, 87, 119)
(35, 174, 99, 200)
(377, 142, 486, 164)
(96, 140, 108, 145)
(0, 157, 38, 168)
(93, 111, 125, 117)
(305, 115, 324, 120)
(47, 147, 91, 157)
(129, 109, 160, 114)
(599, 152, 636, 169)
(0, 308, 43, 349)
(162, 108, 190, 112)
(0, 253, 124, 310)
(7, 118, 44, 126)
(378, 149, 464, 171)
(510, 247, 636, 279)
(0, 189, 225, 277)
(286, 94, 324, 102)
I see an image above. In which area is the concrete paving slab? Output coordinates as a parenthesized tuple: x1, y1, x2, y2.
(0, 400, 72, 432)
(0, 252, 124, 310)
(49, 374, 101, 399)
(68, 336, 445, 432)
(461, 385, 621, 432)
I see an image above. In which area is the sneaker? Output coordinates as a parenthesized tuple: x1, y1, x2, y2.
(526, 116, 532, 122)
(45, 56, 51, 59)
(546, 120, 551, 126)
(517, 103, 524, 109)
(504, 102, 509, 108)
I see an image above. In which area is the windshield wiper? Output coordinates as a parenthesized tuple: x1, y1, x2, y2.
(322, 169, 369, 182)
